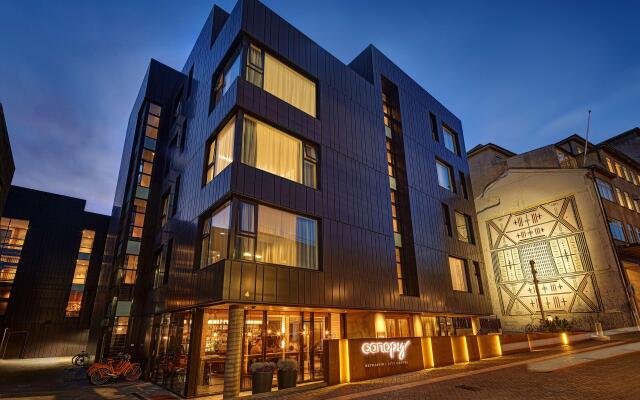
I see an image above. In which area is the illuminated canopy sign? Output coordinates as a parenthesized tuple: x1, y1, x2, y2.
(348, 337, 423, 381)
(361, 340, 411, 360)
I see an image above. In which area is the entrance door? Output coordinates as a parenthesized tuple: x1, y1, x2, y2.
(2, 331, 28, 359)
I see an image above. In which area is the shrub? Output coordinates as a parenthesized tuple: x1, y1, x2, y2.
(276, 358, 298, 371)
(250, 362, 276, 373)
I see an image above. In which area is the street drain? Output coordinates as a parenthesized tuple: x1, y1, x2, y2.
(455, 384, 480, 391)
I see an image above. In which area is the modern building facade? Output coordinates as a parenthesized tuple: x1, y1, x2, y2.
(0, 186, 109, 358)
(468, 133, 640, 332)
(92, 1, 493, 397)
(0, 103, 15, 216)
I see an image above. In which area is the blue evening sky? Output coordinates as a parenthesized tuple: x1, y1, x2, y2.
(0, 1, 638, 214)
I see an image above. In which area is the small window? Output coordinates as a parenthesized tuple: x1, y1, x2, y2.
(442, 203, 452, 237)
(624, 192, 634, 210)
(455, 212, 474, 244)
(459, 171, 468, 199)
(449, 256, 469, 292)
(615, 188, 625, 206)
(436, 160, 453, 191)
(205, 117, 235, 184)
(160, 192, 170, 226)
(615, 162, 623, 178)
(627, 224, 636, 243)
(474, 262, 484, 294)
(210, 49, 241, 112)
(609, 219, 626, 241)
(442, 125, 459, 154)
(199, 202, 231, 269)
(152, 248, 163, 289)
(596, 179, 614, 202)
(172, 176, 181, 216)
(605, 157, 614, 173)
(429, 112, 439, 142)
(180, 119, 188, 152)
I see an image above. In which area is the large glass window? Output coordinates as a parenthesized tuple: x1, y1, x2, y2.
(609, 219, 626, 241)
(449, 256, 469, 292)
(442, 125, 459, 154)
(246, 45, 316, 117)
(436, 160, 453, 191)
(198, 309, 229, 396)
(235, 202, 318, 270)
(596, 178, 614, 202)
(199, 203, 231, 269)
(241, 116, 317, 188)
(205, 117, 235, 184)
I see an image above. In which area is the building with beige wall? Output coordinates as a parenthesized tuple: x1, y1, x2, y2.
(468, 134, 640, 332)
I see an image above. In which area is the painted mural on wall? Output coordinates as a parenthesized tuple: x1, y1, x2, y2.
(486, 196, 602, 316)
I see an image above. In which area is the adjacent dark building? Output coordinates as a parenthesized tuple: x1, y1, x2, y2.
(92, 0, 492, 397)
(0, 103, 15, 215)
(0, 186, 109, 358)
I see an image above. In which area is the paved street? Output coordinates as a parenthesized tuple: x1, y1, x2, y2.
(1, 334, 639, 399)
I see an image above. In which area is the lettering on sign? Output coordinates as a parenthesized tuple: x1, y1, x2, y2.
(361, 340, 411, 360)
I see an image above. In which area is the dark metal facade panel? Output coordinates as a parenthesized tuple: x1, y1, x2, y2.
(0, 104, 15, 215)
(0, 186, 109, 358)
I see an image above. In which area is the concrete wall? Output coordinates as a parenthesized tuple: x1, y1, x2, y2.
(475, 168, 634, 331)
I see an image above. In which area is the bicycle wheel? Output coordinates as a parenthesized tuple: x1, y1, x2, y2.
(124, 364, 142, 382)
(89, 367, 111, 385)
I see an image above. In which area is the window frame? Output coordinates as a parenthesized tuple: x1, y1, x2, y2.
(442, 124, 459, 155)
(203, 116, 235, 186)
(596, 178, 615, 202)
(429, 112, 439, 142)
(197, 201, 232, 270)
(449, 256, 470, 292)
(609, 219, 626, 241)
(209, 46, 242, 113)
(436, 159, 454, 191)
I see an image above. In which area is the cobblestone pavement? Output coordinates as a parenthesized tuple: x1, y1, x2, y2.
(1, 334, 638, 399)
(267, 334, 640, 400)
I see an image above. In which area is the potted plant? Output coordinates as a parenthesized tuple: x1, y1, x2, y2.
(276, 359, 298, 390)
(250, 361, 276, 394)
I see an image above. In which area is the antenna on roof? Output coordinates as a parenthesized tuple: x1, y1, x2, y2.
(583, 109, 591, 167)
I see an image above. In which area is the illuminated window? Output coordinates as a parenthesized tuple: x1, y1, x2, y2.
(0, 218, 29, 315)
(199, 202, 231, 269)
(210, 49, 241, 110)
(241, 116, 317, 188)
(455, 212, 474, 244)
(449, 256, 469, 292)
(605, 157, 614, 173)
(442, 125, 459, 154)
(205, 117, 235, 184)
(596, 179, 614, 202)
(624, 192, 634, 210)
(395, 247, 405, 295)
(614, 162, 623, 178)
(235, 202, 318, 270)
(436, 160, 453, 191)
(609, 219, 626, 241)
(615, 187, 625, 206)
(246, 45, 316, 117)
(65, 230, 95, 317)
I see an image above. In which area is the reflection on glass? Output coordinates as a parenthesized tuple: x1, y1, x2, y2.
(197, 309, 228, 396)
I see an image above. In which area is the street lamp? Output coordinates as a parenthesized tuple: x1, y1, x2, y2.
(530, 260, 546, 321)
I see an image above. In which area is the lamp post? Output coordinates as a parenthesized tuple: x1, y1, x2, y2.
(530, 260, 546, 321)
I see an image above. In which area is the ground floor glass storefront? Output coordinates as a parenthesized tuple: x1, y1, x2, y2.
(145, 305, 484, 398)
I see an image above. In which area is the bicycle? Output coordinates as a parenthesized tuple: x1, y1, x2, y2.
(72, 350, 90, 366)
(86, 353, 142, 385)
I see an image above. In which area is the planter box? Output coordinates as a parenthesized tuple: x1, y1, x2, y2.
(252, 371, 274, 394)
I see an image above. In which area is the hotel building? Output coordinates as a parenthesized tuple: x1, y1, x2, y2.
(0, 186, 109, 358)
(468, 133, 640, 332)
(90, 0, 494, 397)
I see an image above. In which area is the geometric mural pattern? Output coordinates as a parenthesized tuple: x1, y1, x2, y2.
(487, 196, 602, 316)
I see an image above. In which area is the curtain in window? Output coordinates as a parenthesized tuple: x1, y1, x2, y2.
(256, 205, 318, 269)
(215, 118, 235, 176)
(264, 54, 316, 117)
(243, 117, 302, 183)
(449, 257, 468, 291)
(296, 216, 317, 269)
(257, 205, 297, 267)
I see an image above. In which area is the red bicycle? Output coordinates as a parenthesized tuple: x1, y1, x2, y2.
(87, 354, 142, 385)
